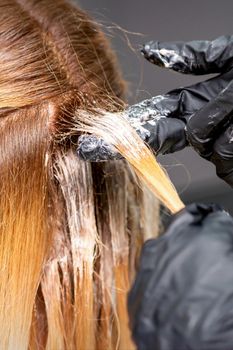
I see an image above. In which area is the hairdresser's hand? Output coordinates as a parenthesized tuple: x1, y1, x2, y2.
(78, 36, 233, 187)
(128, 203, 233, 350)
(140, 35, 233, 186)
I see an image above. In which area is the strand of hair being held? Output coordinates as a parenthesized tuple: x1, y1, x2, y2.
(74, 109, 184, 214)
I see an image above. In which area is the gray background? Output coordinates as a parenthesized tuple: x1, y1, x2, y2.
(79, 0, 233, 213)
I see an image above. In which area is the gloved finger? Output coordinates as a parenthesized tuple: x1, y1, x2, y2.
(141, 35, 233, 75)
(143, 117, 188, 154)
(211, 124, 233, 187)
(186, 79, 233, 159)
(132, 70, 233, 155)
(77, 134, 122, 162)
(131, 68, 233, 126)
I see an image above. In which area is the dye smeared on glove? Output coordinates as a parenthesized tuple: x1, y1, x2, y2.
(125, 97, 187, 154)
(77, 134, 122, 161)
(125, 96, 168, 141)
(141, 35, 233, 74)
(141, 41, 189, 73)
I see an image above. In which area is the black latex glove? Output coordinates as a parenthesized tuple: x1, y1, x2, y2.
(128, 203, 233, 350)
(78, 36, 233, 187)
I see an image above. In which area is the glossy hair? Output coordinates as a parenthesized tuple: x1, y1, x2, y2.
(0, 1, 183, 349)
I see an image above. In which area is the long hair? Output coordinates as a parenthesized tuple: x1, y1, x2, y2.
(0, 1, 183, 349)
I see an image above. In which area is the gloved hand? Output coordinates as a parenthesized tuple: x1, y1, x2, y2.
(77, 36, 233, 187)
(128, 203, 233, 350)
